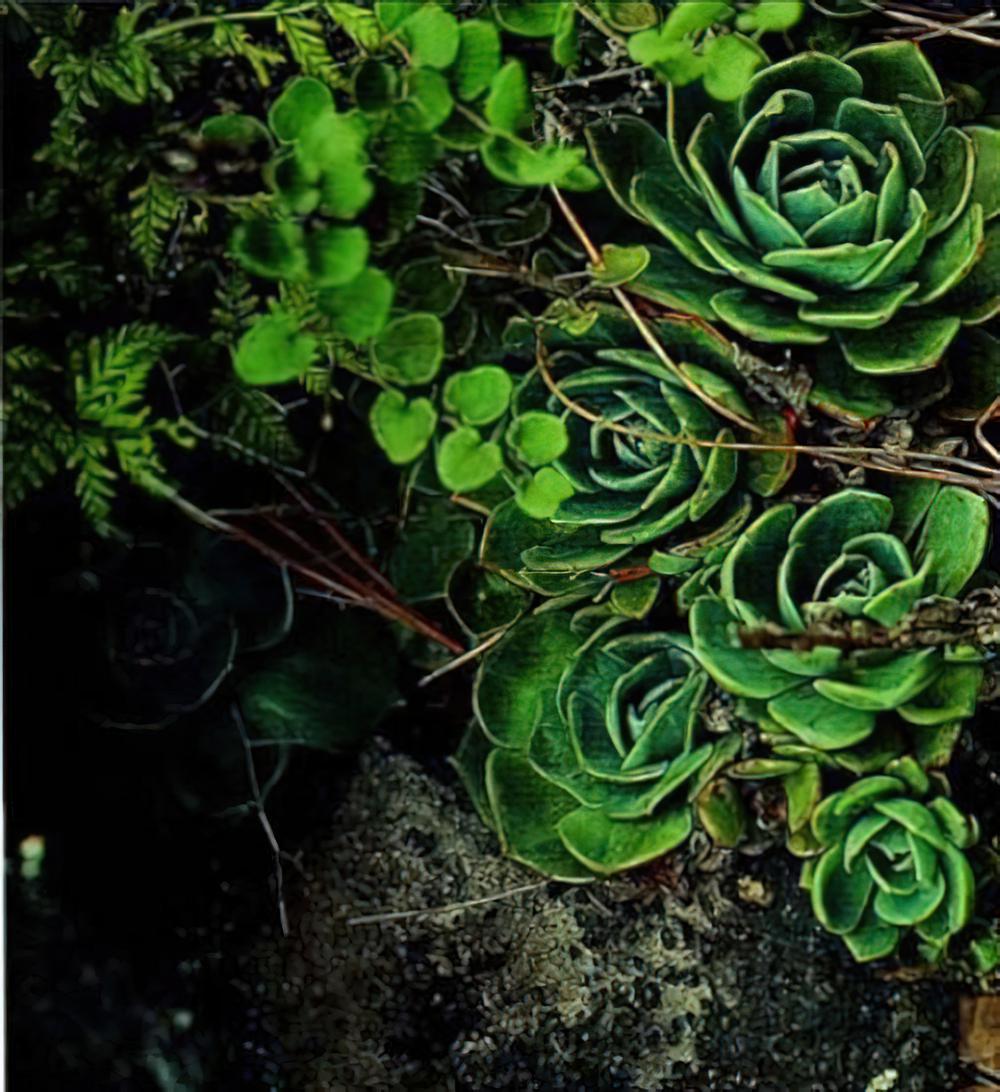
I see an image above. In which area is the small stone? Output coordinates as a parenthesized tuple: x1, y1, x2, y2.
(737, 876, 774, 909)
(959, 995, 1000, 1077)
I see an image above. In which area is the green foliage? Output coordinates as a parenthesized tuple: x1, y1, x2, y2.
(234, 309, 320, 386)
(443, 366, 513, 427)
(481, 332, 791, 589)
(803, 767, 978, 961)
(591, 42, 1000, 395)
(627, 1, 800, 101)
(9, 0, 997, 978)
(238, 608, 400, 750)
(455, 606, 740, 878)
(129, 173, 181, 275)
(369, 389, 438, 465)
(4, 326, 195, 532)
(692, 486, 988, 858)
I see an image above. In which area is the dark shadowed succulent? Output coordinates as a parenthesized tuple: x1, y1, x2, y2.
(802, 760, 978, 961)
(86, 534, 293, 729)
(480, 337, 793, 603)
(453, 607, 740, 879)
(589, 42, 1000, 375)
(691, 486, 989, 762)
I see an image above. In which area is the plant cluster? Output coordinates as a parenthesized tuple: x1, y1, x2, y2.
(6, 0, 999, 973)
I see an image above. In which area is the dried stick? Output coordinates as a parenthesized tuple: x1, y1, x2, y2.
(346, 880, 548, 927)
(416, 628, 508, 688)
(536, 341, 1000, 496)
(548, 185, 762, 435)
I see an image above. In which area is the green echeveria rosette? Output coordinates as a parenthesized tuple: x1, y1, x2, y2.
(481, 344, 793, 601)
(802, 762, 979, 961)
(589, 42, 1000, 375)
(453, 607, 740, 880)
(690, 486, 989, 759)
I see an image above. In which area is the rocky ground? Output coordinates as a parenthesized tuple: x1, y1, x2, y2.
(239, 744, 978, 1091)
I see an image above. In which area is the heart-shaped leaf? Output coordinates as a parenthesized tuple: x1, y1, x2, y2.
(372, 312, 445, 385)
(369, 389, 437, 465)
(436, 426, 503, 491)
(507, 411, 569, 467)
(318, 266, 395, 343)
(443, 365, 513, 425)
(233, 310, 318, 385)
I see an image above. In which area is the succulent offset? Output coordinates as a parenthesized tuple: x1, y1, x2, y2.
(589, 42, 1000, 375)
(454, 607, 739, 880)
(480, 339, 793, 600)
(803, 763, 979, 961)
(691, 486, 989, 756)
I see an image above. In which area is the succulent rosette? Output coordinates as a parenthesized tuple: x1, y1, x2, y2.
(480, 340, 793, 600)
(589, 42, 1000, 375)
(453, 608, 740, 880)
(690, 486, 989, 756)
(803, 761, 979, 961)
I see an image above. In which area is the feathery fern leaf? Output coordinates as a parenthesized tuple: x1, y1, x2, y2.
(211, 385, 303, 465)
(273, 9, 343, 85)
(129, 173, 182, 274)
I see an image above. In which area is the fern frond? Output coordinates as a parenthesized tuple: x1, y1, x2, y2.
(211, 270, 261, 346)
(4, 347, 60, 375)
(70, 435, 118, 530)
(72, 323, 179, 426)
(272, 9, 344, 85)
(129, 173, 182, 274)
(209, 20, 286, 86)
(2, 386, 75, 510)
(303, 364, 335, 397)
(211, 385, 302, 465)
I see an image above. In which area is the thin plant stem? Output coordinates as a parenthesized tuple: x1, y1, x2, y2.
(417, 628, 508, 688)
(536, 342, 1000, 496)
(346, 881, 548, 927)
(548, 185, 762, 435)
(135, 2, 320, 44)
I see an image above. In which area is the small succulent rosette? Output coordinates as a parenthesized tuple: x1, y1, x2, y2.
(480, 340, 793, 609)
(453, 607, 741, 880)
(690, 485, 989, 843)
(802, 759, 979, 962)
(84, 534, 294, 729)
(588, 42, 999, 377)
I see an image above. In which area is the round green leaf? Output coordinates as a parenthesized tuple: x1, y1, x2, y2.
(696, 779, 747, 848)
(372, 312, 445, 385)
(318, 267, 395, 343)
(268, 77, 333, 142)
(507, 411, 569, 467)
(231, 221, 307, 281)
(437, 427, 503, 492)
(486, 749, 596, 881)
(702, 34, 766, 102)
(399, 68, 454, 132)
(233, 310, 319, 386)
(354, 60, 398, 113)
(481, 136, 586, 187)
(452, 19, 502, 101)
(401, 3, 460, 68)
(200, 113, 271, 150)
(369, 389, 438, 465)
(305, 225, 369, 287)
(737, 1, 804, 31)
(443, 365, 513, 425)
(515, 467, 575, 519)
(446, 560, 530, 636)
(492, 0, 564, 37)
(239, 607, 398, 751)
(590, 244, 651, 287)
(485, 60, 532, 136)
(388, 500, 476, 601)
